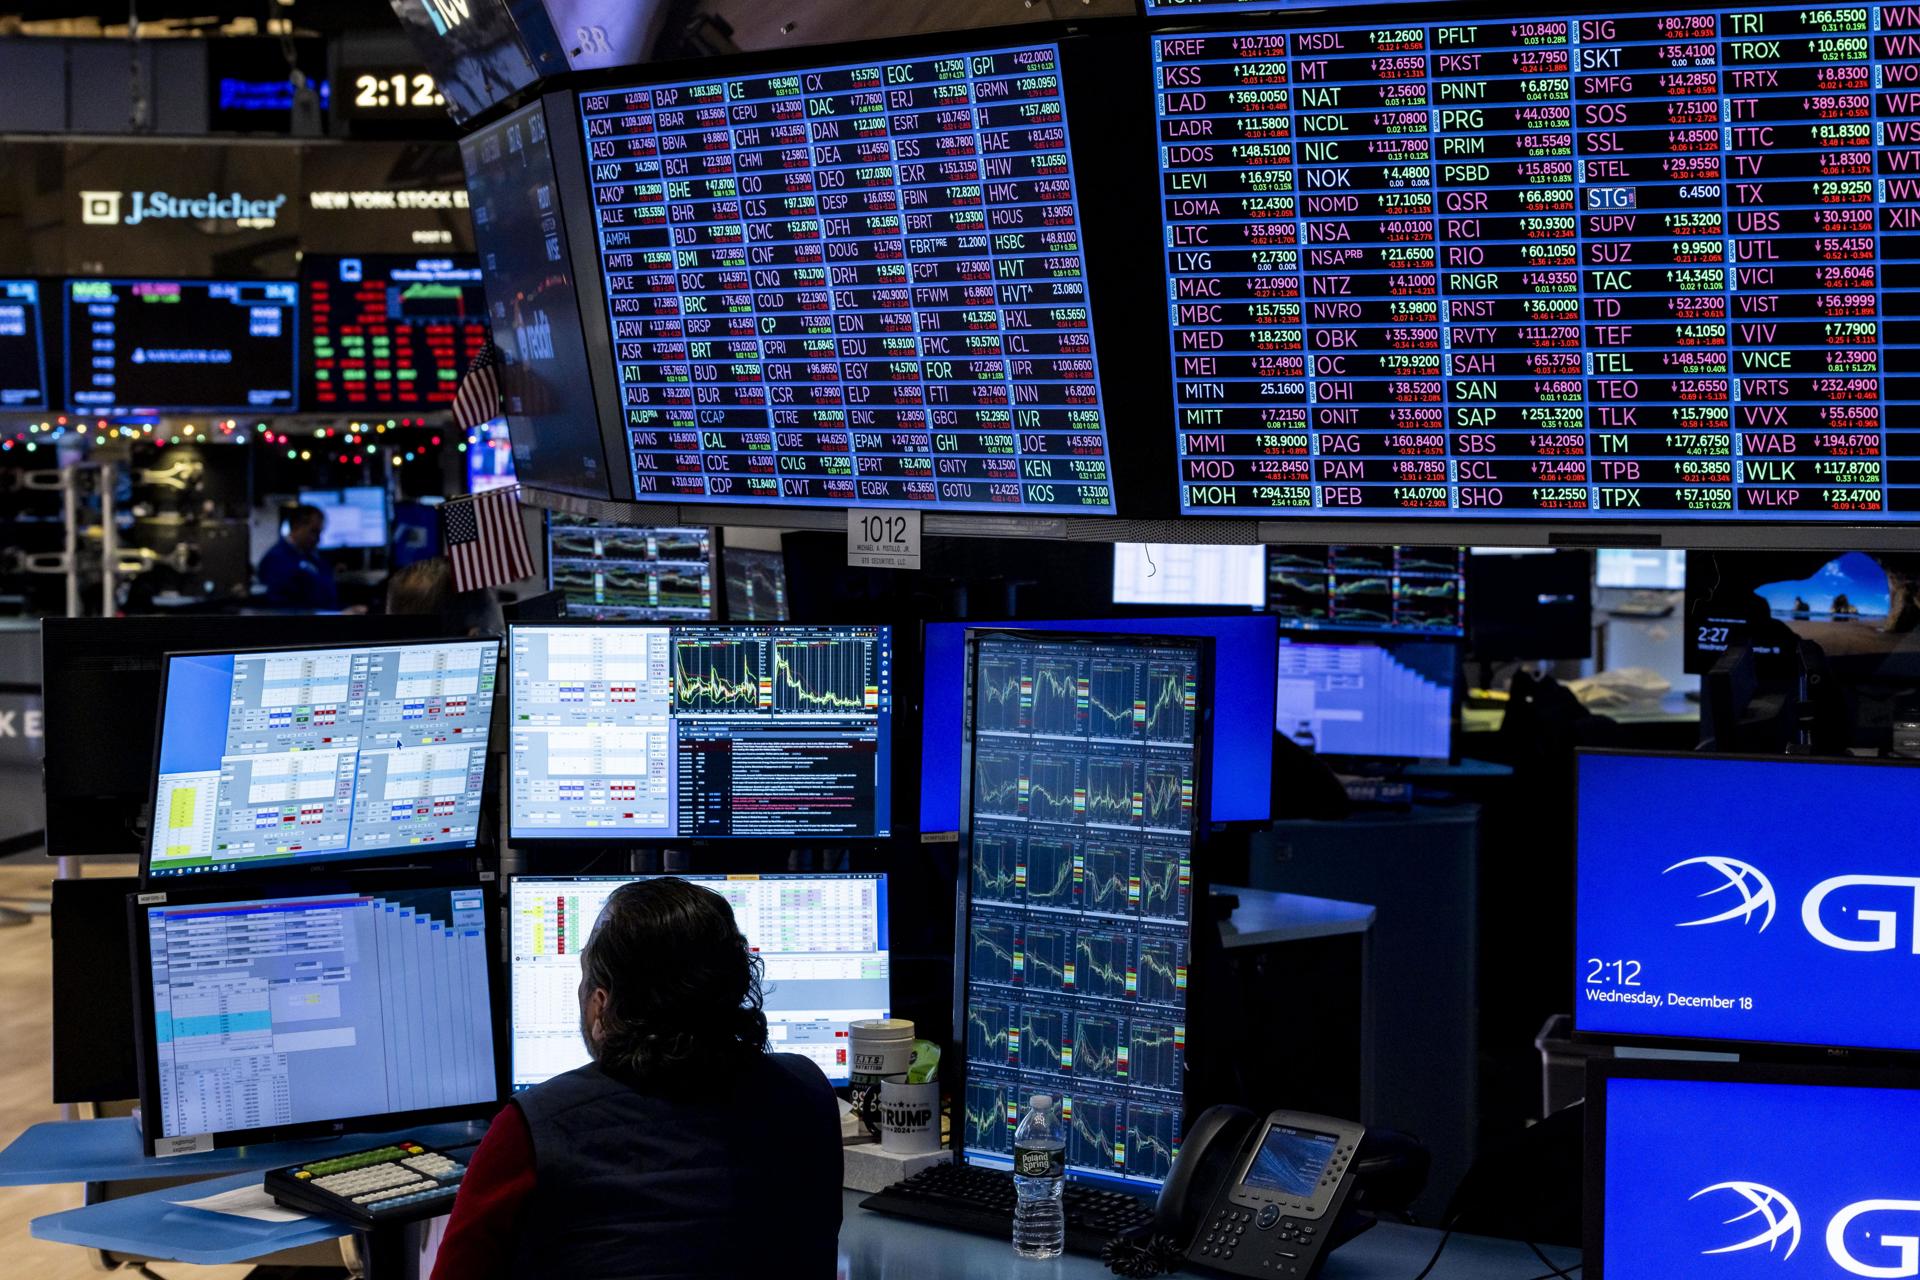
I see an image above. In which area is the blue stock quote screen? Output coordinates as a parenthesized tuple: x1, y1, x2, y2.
(576, 44, 1116, 512)
(1158, 6, 1920, 520)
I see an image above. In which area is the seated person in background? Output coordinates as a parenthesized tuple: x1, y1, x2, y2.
(385, 556, 504, 636)
(432, 878, 843, 1280)
(256, 504, 338, 610)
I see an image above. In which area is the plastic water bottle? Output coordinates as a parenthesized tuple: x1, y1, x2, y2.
(1012, 1093, 1066, 1259)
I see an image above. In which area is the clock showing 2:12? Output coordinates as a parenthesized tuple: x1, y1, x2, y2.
(354, 72, 445, 110)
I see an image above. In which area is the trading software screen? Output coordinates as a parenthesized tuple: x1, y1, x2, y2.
(962, 633, 1202, 1192)
(1576, 752, 1920, 1053)
(1275, 635, 1456, 761)
(1268, 545, 1467, 635)
(723, 548, 790, 622)
(147, 640, 499, 876)
(1158, 7, 1920, 521)
(142, 884, 497, 1149)
(65, 279, 298, 413)
(1112, 543, 1267, 607)
(509, 624, 892, 839)
(1598, 1073, 1920, 1280)
(0, 280, 49, 410)
(546, 517, 715, 620)
(300, 487, 389, 551)
(509, 873, 889, 1088)
(1596, 548, 1687, 589)
(576, 43, 1117, 512)
(301, 254, 490, 413)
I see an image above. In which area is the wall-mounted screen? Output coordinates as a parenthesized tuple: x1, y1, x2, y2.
(0, 280, 49, 410)
(65, 279, 298, 414)
(576, 43, 1117, 512)
(1268, 545, 1466, 635)
(1113, 543, 1265, 608)
(301, 254, 489, 414)
(546, 517, 715, 621)
(1156, 8, 1920, 523)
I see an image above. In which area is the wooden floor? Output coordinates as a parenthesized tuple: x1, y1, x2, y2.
(0, 862, 254, 1279)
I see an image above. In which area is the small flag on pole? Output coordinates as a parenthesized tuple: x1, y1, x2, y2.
(443, 485, 534, 592)
(452, 339, 504, 435)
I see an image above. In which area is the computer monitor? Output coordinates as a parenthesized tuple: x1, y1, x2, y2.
(1113, 544, 1265, 608)
(1586, 1060, 1920, 1280)
(467, 419, 518, 494)
(508, 873, 889, 1090)
(1466, 550, 1594, 661)
(0, 279, 50, 411)
(1274, 635, 1457, 765)
(1683, 549, 1920, 677)
(1596, 549, 1686, 592)
(145, 637, 500, 877)
(723, 548, 789, 623)
(957, 629, 1209, 1193)
(508, 623, 893, 841)
(1268, 545, 1467, 636)
(132, 875, 501, 1155)
(298, 487, 390, 551)
(300, 253, 489, 415)
(546, 516, 716, 621)
(64, 279, 299, 414)
(40, 616, 448, 860)
(921, 615, 1277, 830)
(1575, 750, 1920, 1057)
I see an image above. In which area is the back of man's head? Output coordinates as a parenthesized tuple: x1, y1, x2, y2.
(386, 557, 503, 636)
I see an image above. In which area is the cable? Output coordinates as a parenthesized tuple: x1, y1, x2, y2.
(1527, 1241, 1581, 1280)
(1409, 1223, 1458, 1280)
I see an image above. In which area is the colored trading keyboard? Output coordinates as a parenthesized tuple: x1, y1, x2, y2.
(265, 1141, 467, 1228)
(859, 1161, 1155, 1256)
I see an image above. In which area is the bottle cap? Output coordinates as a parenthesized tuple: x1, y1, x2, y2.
(1030, 1094, 1054, 1111)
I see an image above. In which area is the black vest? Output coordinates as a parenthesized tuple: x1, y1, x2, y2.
(511, 1053, 842, 1280)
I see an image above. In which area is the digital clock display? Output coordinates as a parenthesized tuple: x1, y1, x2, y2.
(350, 69, 446, 113)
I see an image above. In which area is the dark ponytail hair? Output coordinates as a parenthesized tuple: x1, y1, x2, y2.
(580, 877, 768, 1088)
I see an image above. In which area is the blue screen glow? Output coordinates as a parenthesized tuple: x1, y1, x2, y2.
(1576, 752, 1920, 1052)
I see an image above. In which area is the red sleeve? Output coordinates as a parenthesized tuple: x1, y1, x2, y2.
(430, 1104, 536, 1280)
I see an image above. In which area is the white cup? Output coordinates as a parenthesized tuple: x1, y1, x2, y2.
(877, 1080, 942, 1154)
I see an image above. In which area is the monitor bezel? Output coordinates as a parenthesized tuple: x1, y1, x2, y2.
(1570, 747, 1920, 1063)
(1272, 628, 1463, 768)
(503, 619, 897, 846)
(0, 276, 52, 414)
(139, 634, 502, 882)
(503, 870, 891, 1090)
(1583, 1057, 1920, 1280)
(129, 869, 506, 1157)
(951, 625, 1215, 1194)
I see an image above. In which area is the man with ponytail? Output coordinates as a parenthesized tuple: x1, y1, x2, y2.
(433, 878, 843, 1279)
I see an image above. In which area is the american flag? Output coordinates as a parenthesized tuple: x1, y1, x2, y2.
(452, 339, 504, 434)
(442, 486, 534, 592)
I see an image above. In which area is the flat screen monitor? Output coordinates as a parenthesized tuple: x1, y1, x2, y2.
(1113, 544, 1265, 608)
(1156, 9, 1920, 527)
(546, 516, 715, 621)
(1597, 549, 1686, 591)
(958, 630, 1207, 1192)
(460, 98, 615, 499)
(468, 419, 518, 493)
(133, 876, 500, 1155)
(1268, 545, 1467, 636)
(1466, 550, 1594, 661)
(921, 615, 1277, 830)
(1683, 549, 1920, 676)
(300, 253, 489, 414)
(0, 279, 50, 410)
(64, 279, 298, 413)
(51, 877, 140, 1105)
(508, 872, 890, 1089)
(40, 616, 447, 861)
(145, 637, 500, 878)
(574, 42, 1119, 513)
(1274, 634, 1456, 763)
(1586, 1061, 1920, 1280)
(1576, 750, 1920, 1057)
(723, 548, 790, 622)
(508, 623, 893, 840)
(298, 486, 390, 551)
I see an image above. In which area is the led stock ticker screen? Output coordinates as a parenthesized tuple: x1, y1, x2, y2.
(577, 44, 1116, 511)
(302, 255, 490, 414)
(1158, 6, 1920, 521)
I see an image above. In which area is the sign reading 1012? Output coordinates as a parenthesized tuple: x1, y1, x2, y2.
(848, 511, 921, 571)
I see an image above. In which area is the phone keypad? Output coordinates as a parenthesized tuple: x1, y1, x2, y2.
(1198, 1208, 1250, 1262)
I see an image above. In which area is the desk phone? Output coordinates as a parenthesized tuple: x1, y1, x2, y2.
(265, 1140, 466, 1228)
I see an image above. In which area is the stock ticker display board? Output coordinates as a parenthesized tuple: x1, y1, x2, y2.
(577, 44, 1117, 512)
(1157, 6, 1920, 521)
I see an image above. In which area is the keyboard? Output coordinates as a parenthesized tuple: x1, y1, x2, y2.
(859, 1161, 1155, 1256)
(265, 1140, 467, 1229)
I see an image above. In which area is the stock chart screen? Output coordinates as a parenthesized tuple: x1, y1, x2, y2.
(1267, 544, 1467, 634)
(576, 44, 1117, 512)
(0, 281, 49, 410)
(1157, 6, 1920, 521)
(962, 633, 1203, 1193)
(65, 280, 298, 414)
(508, 623, 892, 841)
(301, 255, 490, 413)
(546, 517, 716, 620)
